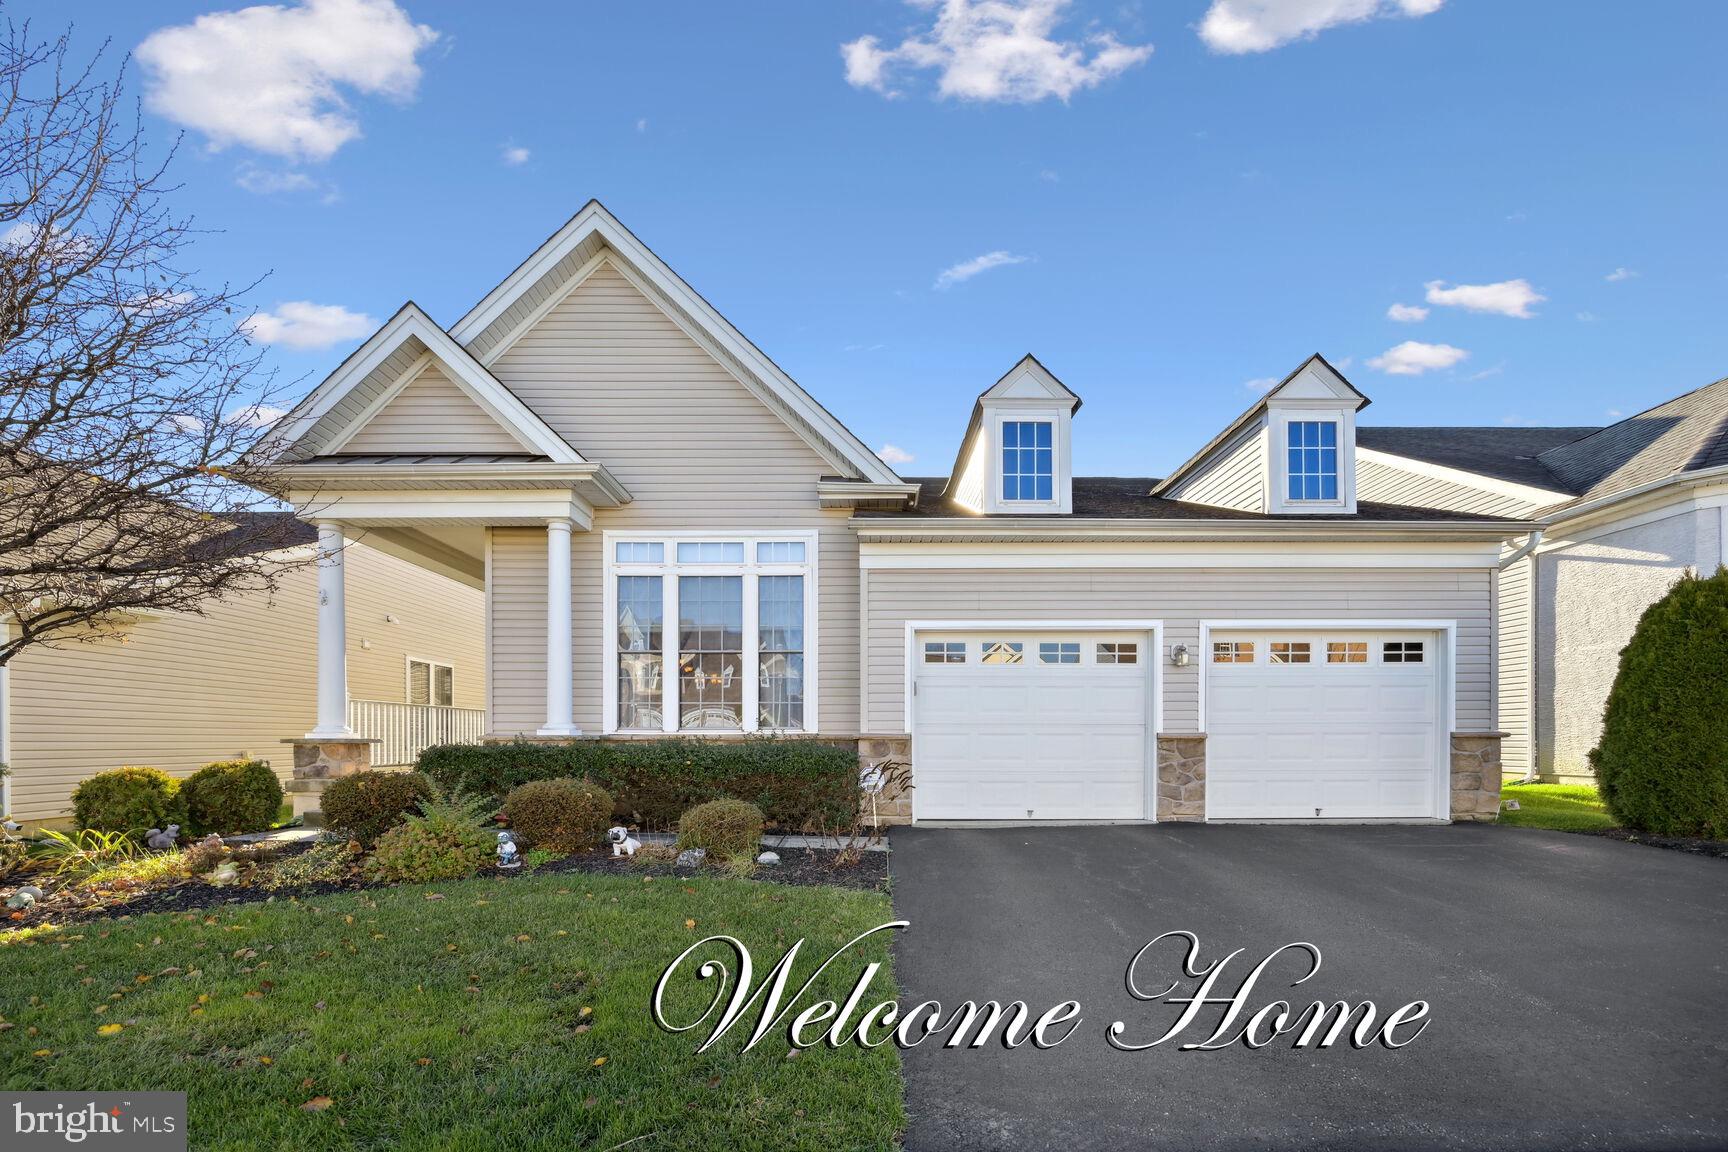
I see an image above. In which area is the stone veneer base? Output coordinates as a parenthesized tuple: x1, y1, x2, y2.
(282, 738, 380, 828)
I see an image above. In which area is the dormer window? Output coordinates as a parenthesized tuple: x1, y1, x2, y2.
(1285, 420, 1340, 502)
(1001, 420, 1055, 503)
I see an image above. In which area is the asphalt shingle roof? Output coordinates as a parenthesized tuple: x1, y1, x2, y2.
(1535, 375, 1728, 502)
(1356, 426, 1596, 492)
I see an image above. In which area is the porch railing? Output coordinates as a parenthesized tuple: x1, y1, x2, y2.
(350, 700, 487, 768)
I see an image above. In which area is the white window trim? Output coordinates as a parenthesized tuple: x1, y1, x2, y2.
(1266, 405, 1358, 515)
(602, 530, 819, 735)
(982, 402, 1074, 514)
(1198, 619, 1456, 821)
(405, 655, 456, 707)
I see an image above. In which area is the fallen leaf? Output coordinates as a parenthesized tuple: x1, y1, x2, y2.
(32, 1049, 52, 1058)
(197, 994, 210, 1004)
(300, 1096, 334, 1112)
(97, 1023, 123, 1036)
(554, 930, 568, 937)
(685, 919, 696, 930)
(592, 1057, 606, 1067)
(579, 1006, 592, 1018)
(314, 1001, 326, 1012)
(424, 893, 445, 901)
(259, 1056, 273, 1065)
(335, 1053, 350, 1065)
(416, 1057, 431, 1066)
(515, 934, 531, 943)
(572, 1023, 591, 1034)
(301, 1078, 315, 1089)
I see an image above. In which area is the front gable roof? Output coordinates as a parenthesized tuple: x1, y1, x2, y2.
(261, 303, 586, 466)
(1151, 353, 1365, 497)
(941, 354, 1081, 498)
(445, 200, 903, 485)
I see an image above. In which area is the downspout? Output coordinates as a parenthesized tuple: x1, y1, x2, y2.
(0, 621, 11, 820)
(1497, 530, 1545, 783)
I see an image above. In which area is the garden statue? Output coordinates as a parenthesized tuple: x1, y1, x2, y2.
(606, 825, 641, 858)
(2, 819, 22, 838)
(209, 861, 239, 886)
(757, 851, 780, 866)
(496, 830, 521, 869)
(145, 825, 179, 850)
(8, 884, 43, 909)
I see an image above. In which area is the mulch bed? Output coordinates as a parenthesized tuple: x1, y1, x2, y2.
(2, 843, 887, 931)
(1577, 827, 1728, 859)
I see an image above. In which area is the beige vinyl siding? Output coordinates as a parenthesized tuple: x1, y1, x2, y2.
(6, 543, 484, 823)
(862, 567, 1493, 734)
(1166, 424, 1266, 512)
(291, 335, 429, 460)
(1497, 555, 1533, 777)
(952, 438, 986, 511)
(485, 260, 858, 734)
(1356, 455, 1545, 518)
(340, 363, 527, 455)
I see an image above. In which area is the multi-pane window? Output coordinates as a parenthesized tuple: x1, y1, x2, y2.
(1327, 641, 1368, 664)
(757, 576, 805, 730)
(677, 576, 743, 729)
(613, 537, 813, 733)
(1001, 421, 1055, 502)
(923, 641, 966, 664)
(616, 576, 664, 729)
(1286, 421, 1340, 502)
(1383, 641, 1426, 664)
(1097, 642, 1138, 665)
(1212, 640, 1255, 664)
(1270, 641, 1312, 664)
(407, 659, 454, 707)
(981, 640, 1024, 665)
(1038, 641, 1081, 665)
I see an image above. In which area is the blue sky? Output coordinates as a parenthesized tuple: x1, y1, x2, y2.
(34, 0, 1728, 477)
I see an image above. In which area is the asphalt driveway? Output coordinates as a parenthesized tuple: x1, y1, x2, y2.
(888, 824, 1728, 1151)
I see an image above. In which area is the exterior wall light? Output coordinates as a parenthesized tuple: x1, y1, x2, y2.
(1170, 644, 1191, 667)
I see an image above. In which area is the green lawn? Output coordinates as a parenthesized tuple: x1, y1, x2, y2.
(1498, 781, 1617, 833)
(0, 873, 903, 1151)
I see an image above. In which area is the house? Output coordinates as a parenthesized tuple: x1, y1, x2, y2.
(256, 200, 1534, 826)
(0, 516, 486, 825)
(1351, 379, 1728, 783)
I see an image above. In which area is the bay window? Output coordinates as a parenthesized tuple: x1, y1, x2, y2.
(608, 534, 815, 733)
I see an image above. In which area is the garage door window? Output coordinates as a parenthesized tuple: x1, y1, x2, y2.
(1213, 640, 1255, 664)
(981, 641, 1024, 665)
(1097, 642, 1138, 664)
(924, 641, 965, 664)
(1327, 641, 1368, 664)
(1038, 641, 1080, 664)
(1383, 640, 1425, 663)
(1270, 641, 1312, 664)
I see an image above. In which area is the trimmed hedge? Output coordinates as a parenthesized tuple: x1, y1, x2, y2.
(677, 798, 764, 861)
(502, 778, 613, 853)
(1591, 566, 1728, 839)
(183, 759, 284, 835)
(417, 737, 857, 831)
(72, 766, 187, 836)
(320, 771, 435, 846)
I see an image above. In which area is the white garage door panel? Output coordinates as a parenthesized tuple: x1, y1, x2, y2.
(1207, 630, 1442, 820)
(913, 631, 1151, 821)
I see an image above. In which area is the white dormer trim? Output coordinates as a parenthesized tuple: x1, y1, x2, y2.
(1264, 357, 1363, 516)
(958, 355, 1080, 516)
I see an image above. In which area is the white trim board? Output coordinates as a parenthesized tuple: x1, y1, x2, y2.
(901, 619, 1165, 825)
(858, 541, 1506, 569)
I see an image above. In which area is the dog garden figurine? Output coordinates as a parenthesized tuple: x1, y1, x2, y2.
(496, 830, 521, 869)
(607, 826, 641, 858)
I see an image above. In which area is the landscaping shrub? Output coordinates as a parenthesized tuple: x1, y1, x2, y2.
(676, 798, 764, 861)
(258, 841, 356, 891)
(418, 738, 857, 830)
(319, 771, 434, 846)
(501, 777, 613, 854)
(71, 766, 187, 836)
(1591, 566, 1728, 838)
(367, 791, 495, 882)
(182, 759, 283, 835)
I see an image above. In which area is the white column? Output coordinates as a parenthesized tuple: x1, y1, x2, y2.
(307, 522, 355, 738)
(538, 518, 581, 736)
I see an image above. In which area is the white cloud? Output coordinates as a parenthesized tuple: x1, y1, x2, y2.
(1386, 302, 1428, 323)
(1039, 168, 1061, 182)
(842, 0, 1152, 103)
(1500, 414, 1539, 427)
(1576, 311, 1599, 323)
(1424, 278, 1544, 318)
(225, 403, 290, 429)
(843, 342, 887, 352)
(242, 302, 376, 350)
(1243, 376, 1280, 393)
(636, 118, 649, 133)
(501, 145, 531, 166)
(1605, 267, 1638, 282)
(137, 0, 439, 163)
(877, 443, 916, 466)
(1367, 340, 1468, 376)
(233, 163, 323, 195)
(1198, 0, 1442, 54)
(934, 250, 1030, 289)
(1605, 409, 1623, 419)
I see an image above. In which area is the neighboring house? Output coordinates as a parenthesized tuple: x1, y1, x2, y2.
(0, 516, 485, 824)
(1353, 378, 1728, 782)
(257, 200, 1533, 826)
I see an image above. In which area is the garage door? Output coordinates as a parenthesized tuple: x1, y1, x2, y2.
(913, 631, 1151, 821)
(1206, 630, 1442, 820)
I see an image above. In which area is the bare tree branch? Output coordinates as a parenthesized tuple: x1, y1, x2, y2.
(0, 20, 305, 666)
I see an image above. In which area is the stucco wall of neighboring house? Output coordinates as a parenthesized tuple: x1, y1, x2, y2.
(1536, 504, 1722, 781)
(482, 260, 860, 736)
(859, 565, 1495, 735)
(1165, 423, 1267, 512)
(5, 541, 484, 823)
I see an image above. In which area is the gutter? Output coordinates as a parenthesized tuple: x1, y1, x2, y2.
(1497, 528, 1544, 570)
(1538, 462, 1728, 530)
(853, 516, 1532, 543)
